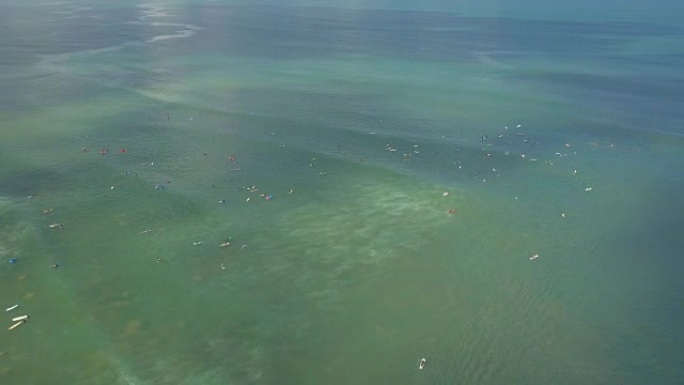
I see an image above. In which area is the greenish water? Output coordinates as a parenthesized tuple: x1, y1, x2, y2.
(1, 1, 683, 384)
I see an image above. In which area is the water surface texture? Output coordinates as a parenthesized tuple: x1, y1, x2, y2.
(1, 1, 683, 384)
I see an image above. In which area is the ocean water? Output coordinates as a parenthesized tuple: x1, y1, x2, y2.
(1, 1, 683, 384)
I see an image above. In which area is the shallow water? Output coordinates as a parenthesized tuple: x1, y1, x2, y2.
(1, 1, 683, 384)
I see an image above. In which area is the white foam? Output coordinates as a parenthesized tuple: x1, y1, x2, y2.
(141, 21, 202, 43)
(148, 29, 196, 43)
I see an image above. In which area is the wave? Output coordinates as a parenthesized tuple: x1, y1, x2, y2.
(145, 21, 202, 43)
(36, 4, 201, 73)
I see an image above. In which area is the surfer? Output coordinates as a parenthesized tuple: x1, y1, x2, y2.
(418, 358, 427, 369)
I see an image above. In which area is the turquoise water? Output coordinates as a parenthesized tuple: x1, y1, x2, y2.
(1, 1, 683, 384)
